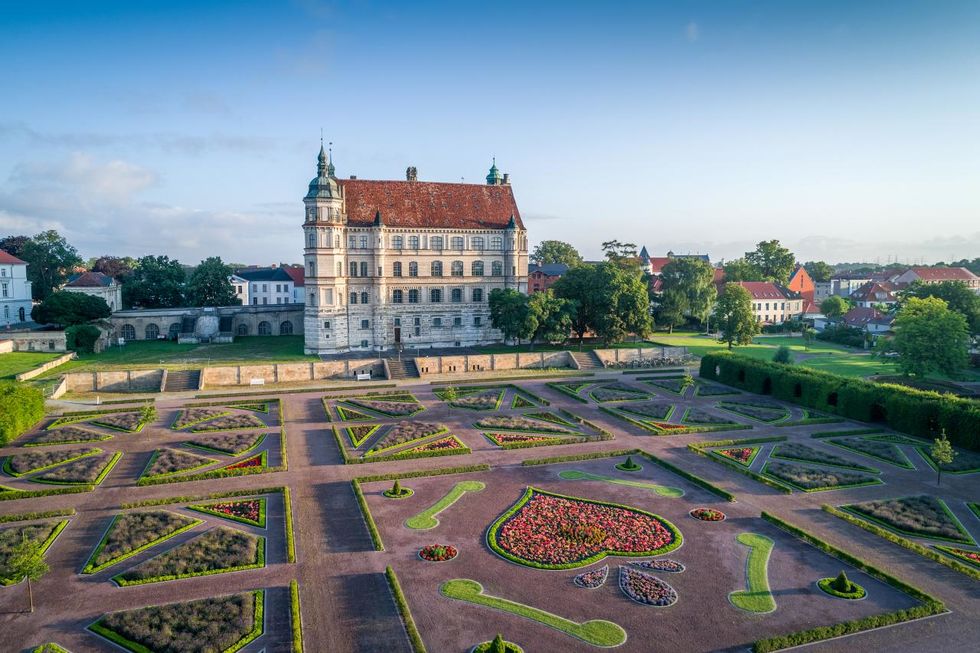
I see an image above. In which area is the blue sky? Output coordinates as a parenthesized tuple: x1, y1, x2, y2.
(1, 0, 977, 265)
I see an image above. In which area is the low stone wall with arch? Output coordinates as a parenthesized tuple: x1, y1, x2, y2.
(108, 304, 305, 342)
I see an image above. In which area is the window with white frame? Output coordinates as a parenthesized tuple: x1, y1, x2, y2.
(431, 236, 443, 250)
(451, 260, 463, 276)
(471, 261, 484, 276)
(431, 261, 443, 276)
(392, 235, 403, 249)
(472, 236, 485, 250)
(408, 235, 420, 249)
(451, 236, 464, 249)
(393, 262, 402, 277)
(491, 236, 502, 250)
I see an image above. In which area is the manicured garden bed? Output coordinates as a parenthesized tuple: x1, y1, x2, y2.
(717, 400, 790, 423)
(346, 394, 424, 417)
(184, 432, 266, 456)
(366, 422, 447, 456)
(4, 447, 100, 477)
(1, 520, 69, 585)
(588, 382, 650, 402)
(344, 424, 380, 447)
(762, 461, 881, 492)
(710, 446, 761, 467)
(400, 435, 467, 454)
(438, 388, 504, 410)
(680, 408, 742, 427)
(573, 564, 608, 588)
(934, 545, 980, 569)
(82, 510, 202, 574)
(218, 451, 267, 471)
(26, 426, 112, 447)
(689, 507, 726, 521)
(619, 565, 678, 606)
(419, 543, 458, 562)
(475, 415, 573, 434)
(770, 442, 878, 472)
(188, 414, 266, 432)
(640, 376, 690, 395)
(631, 558, 685, 573)
(335, 405, 375, 422)
(227, 401, 270, 413)
(618, 401, 674, 421)
(88, 412, 150, 432)
(916, 446, 980, 474)
(842, 495, 974, 544)
(827, 437, 914, 469)
(141, 448, 217, 479)
(484, 432, 565, 448)
(695, 382, 740, 397)
(188, 498, 267, 528)
(172, 408, 231, 430)
(33, 451, 121, 485)
(729, 532, 775, 613)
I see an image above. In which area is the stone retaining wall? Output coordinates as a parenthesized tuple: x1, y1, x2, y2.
(65, 370, 165, 393)
(15, 352, 76, 382)
(414, 350, 573, 377)
(200, 360, 384, 387)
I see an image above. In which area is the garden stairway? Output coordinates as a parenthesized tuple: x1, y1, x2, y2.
(386, 359, 419, 380)
(164, 369, 201, 392)
(571, 350, 604, 371)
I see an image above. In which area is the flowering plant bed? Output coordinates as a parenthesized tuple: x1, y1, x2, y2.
(484, 432, 564, 447)
(487, 487, 682, 569)
(522, 411, 578, 428)
(619, 401, 674, 421)
(916, 446, 980, 474)
(618, 566, 678, 606)
(588, 382, 650, 403)
(474, 415, 573, 434)
(762, 461, 881, 492)
(711, 446, 761, 467)
(689, 507, 726, 521)
(33, 451, 122, 485)
(345, 424, 381, 448)
(401, 435, 467, 454)
(602, 406, 747, 435)
(842, 495, 974, 543)
(3, 447, 100, 477)
(439, 388, 504, 410)
(934, 545, 980, 569)
(88, 590, 263, 653)
(1, 520, 69, 585)
(771, 442, 877, 472)
(188, 498, 267, 528)
(26, 426, 112, 447)
(219, 451, 267, 471)
(680, 408, 741, 426)
(188, 414, 266, 432)
(419, 543, 458, 562)
(827, 437, 913, 469)
(695, 382, 740, 397)
(112, 526, 265, 586)
(347, 395, 424, 417)
(630, 558, 685, 573)
(82, 510, 202, 574)
(640, 376, 689, 395)
(184, 432, 267, 456)
(90, 412, 150, 433)
(141, 448, 218, 479)
(573, 564, 609, 588)
(717, 400, 790, 423)
(335, 405, 375, 422)
(171, 408, 231, 430)
(365, 422, 447, 456)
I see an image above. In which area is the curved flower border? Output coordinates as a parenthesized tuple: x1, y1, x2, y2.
(485, 486, 683, 570)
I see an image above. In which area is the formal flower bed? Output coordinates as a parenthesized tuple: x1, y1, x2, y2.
(448, 390, 504, 410)
(184, 432, 266, 455)
(189, 499, 266, 528)
(695, 382, 740, 397)
(188, 414, 266, 432)
(227, 402, 270, 413)
(934, 545, 980, 569)
(34, 452, 120, 485)
(641, 377, 688, 394)
(348, 397, 422, 416)
(772, 442, 876, 471)
(91, 412, 148, 432)
(573, 564, 609, 588)
(335, 406, 374, 422)
(512, 394, 536, 409)
(1, 522, 64, 584)
(27, 426, 112, 447)
(689, 507, 726, 521)
(141, 448, 217, 479)
(367, 422, 446, 455)
(589, 383, 649, 402)
(488, 487, 682, 569)
(618, 566, 677, 606)
(83, 510, 200, 573)
(522, 412, 577, 427)
(631, 558, 685, 573)
(475, 416, 571, 434)
(718, 400, 789, 423)
(763, 461, 881, 492)
(484, 432, 560, 447)
(403, 435, 466, 453)
(713, 447, 759, 466)
(171, 408, 230, 430)
(419, 544, 458, 562)
(620, 401, 674, 420)
(3, 447, 98, 476)
(681, 408, 737, 425)
(844, 495, 973, 543)
(345, 424, 380, 448)
(916, 446, 980, 474)
(828, 437, 912, 468)
(221, 452, 267, 471)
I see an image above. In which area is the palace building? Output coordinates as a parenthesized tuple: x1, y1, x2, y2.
(302, 146, 528, 355)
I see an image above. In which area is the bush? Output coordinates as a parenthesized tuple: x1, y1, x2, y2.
(0, 382, 45, 445)
(831, 570, 850, 593)
(290, 579, 303, 652)
(385, 566, 427, 653)
(66, 323, 102, 352)
(772, 345, 793, 364)
(816, 324, 866, 348)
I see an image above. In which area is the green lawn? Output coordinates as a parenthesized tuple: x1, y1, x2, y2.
(45, 336, 317, 375)
(0, 352, 64, 380)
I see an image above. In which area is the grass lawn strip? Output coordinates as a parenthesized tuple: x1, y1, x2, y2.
(915, 446, 980, 475)
(770, 442, 878, 472)
(183, 432, 267, 456)
(82, 510, 203, 574)
(112, 526, 265, 586)
(171, 408, 231, 430)
(88, 590, 264, 653)
(405, 480, 486, 529)
(33, 451, 122, 486)
(826, 437, 914, 469)
(842, 496, 975, 544)
(188, 498, 267, 528)
(25, 426, 112, 447)
(557, 470, 684, 498)
(141, 448, 219, 479)
(729, 532, 776, 613)
(0, 520, 70, 585)
(440, 579, 626, 648)
(762, 460, 882, 492)
(3, 447, 102, 477)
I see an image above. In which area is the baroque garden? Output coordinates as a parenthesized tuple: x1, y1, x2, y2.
(1, 354, 978, 653)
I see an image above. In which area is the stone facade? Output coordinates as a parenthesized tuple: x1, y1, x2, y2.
(0, 328, 67, 352)
(108, 304, 304, 343)
(302, 148, 528, 354)
(0, 249, 33, 326)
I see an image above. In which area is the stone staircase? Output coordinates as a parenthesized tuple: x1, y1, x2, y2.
(164, 369, 201, 393)
(386, 359, 420, 380)
(571, 350, 604, 371)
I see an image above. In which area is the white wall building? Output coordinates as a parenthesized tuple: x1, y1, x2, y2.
(0, 249, 33, 326)
(230, 268, 299, 307)
(63, 271, 123, 312)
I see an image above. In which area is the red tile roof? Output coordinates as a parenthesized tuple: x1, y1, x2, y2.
(802, 300, 821, 314)
(647, 257, 672, 274)
(66, 271, 115, 287)
(282, 265, 305, 287)
(0, 249, 26, 265)
(338, 179, 523, 230)
(908, 266, 978, 281)
(736, 281, 792, 300)
(844, 306, 891, 327)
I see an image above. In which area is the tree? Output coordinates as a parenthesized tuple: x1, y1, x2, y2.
(2, 534, 49, 612)
(488, 289, 537, 346)
(31, 291, 110, 326)
(530, 240, 582, 267)
(656, 288, 688, 334)
(831, 571, 852, 593)
(820, 295, 849, 320)
(490, 634, 506, 653)
(591, 263, 653, 343)
(744, 240, 796, 284)
(551, 265, 599, 343)
(186, 256, 238, 307)
(92, 255, 136, 280)
(527, 290, 575, 345)
(680, 373, 695, 393)
(140, 402, 157, 426)
(66, 324, 102, 353)
(802, 326, 816, 351)
(123, 255, 186, 308)
(892, 297, 970, 377)
(899, 280, 980, 335)
(660, 257, 716, 328)
(773, 345, 793, 364)
(930, 430, 956, 486)
(722, 258, 763, 282)
(0, 235, 30, 258)
(19, 230, 82, 300)
(803, 261, 834, 283)
(715, 283, 759, 349)
(601, 240, 637, 261)
(443, 386, 457, 413)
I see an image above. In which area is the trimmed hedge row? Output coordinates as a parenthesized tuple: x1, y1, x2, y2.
(521, 449, 635, 466)
(0, 508, 75, 523)
(824, 505, 980, 580)
(283, 486, 297, 563)
(811, 428, 883, 439)
(122, 486, 284, 509)
(355, 464, 491, 484)
(0, 382, 45, 445)
(351, 480, 384, 551)
(635, 451, 736, 502)
(330, 427, 472, 465)
(0, 484, 93, 502)
(290, 579, 303, 653)
(753, 512, 946, 652)
(700, 353, 980, 451)
(385, 565, 427, 653)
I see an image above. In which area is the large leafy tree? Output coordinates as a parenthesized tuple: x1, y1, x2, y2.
(32, 291, 110, 326)
(892, 296, 969, 377)
(0, 235, 30, 258)
(2, 534, 49, 612)
(552, 263, 652, 344)
(92, 255, 136, 280)
(551, 265, 600, 342)
(527, 290, 575, 345)
(656, 287, 688, 334)
(803, 260, 834, 283)
(601, 240, 638, 262)
(722, 257, 763, 282)
(530, 240, 582, 267)
(660, 257, 716, 328)
(745, 240, 796, 284)
(715, 283, 759, 349)
(898, 280, 980, 335)
(186, 256, 239, 307)
(820, 295, 849, 320)
(488, 288, 537, 346)
(123, 255, 186, 308)
(19, 230, 82, 300)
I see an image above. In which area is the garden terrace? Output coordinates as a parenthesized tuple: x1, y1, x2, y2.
(841, 496, 974, 544)
(827, 436, 915, 469)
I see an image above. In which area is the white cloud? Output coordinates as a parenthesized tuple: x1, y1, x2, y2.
(685, 21, 700, 43)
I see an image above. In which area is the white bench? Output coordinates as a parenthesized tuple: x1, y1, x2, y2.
(356, 372, 372, 381)
(249, 378, 265, 386)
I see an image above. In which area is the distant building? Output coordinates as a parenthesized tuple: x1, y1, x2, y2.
(849, 281, 899, 309)
(729, 281, 804, 325)
(64, 271, 123, 312)
(281, 264, 306, 304)
(528, 263, 569, 293)
(231, 267, 299, 306)
(830, 273, 875, 297)
(813, 281, 832, 304)
(0, 249, 32, 326)
(892, 266, 979, 293)
(786, 265, 815, 302)
(842, 306, 893, 336)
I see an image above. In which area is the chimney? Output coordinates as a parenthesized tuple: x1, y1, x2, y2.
(502, 173, 510, 185)
(349, 175, 357, 180)
(406, 166, 418, 182)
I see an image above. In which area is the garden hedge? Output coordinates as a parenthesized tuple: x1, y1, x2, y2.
(0, 508, 75, 523)
(0, 484, 93, 502)
(351, 480, 384, 551)
(290, 579, 304, 653)
(386, 566, 427, 653)
(700, 353, 980, 451)
(688, 438, 794, 494)
(0, 381, 44, 445)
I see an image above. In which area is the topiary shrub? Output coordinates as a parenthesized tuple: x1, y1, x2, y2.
(773, 346, 793, 364)
(831, 570, 851, 593)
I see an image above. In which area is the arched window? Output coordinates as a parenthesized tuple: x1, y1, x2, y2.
(431, 236, 443, 250)
(451, 288, 462, 303)
(121, 324, 135, 340)
(431, 289, 442, 303)
(392, 290, 404, 304)
(408, 235, 420, 249)
(491, 261, 503, 276)
(408, 289, 420, 303)
(471, 261, 484, 276)
(258, 321, 272, 335)
(392, 262, 402, 277)
(168, 323, 181, 338)
(361, 292, 369, 304)
(431, 261, 443, 277)
(473, 288, 483, 302)
(451, 260, 463, 276)
(280, 321, 293, 335)
(451, 236, 464, 249)
(145, 324, 159, 340)
(350, 292, 358, 305)
(472, 236, 485, 250)
(237, 323, 249, 336)
(408, 261, 418, 277)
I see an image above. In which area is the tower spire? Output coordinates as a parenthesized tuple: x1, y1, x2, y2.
(327, 141, 335, 177)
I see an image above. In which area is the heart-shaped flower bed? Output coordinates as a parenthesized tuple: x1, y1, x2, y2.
(487, 487, 682, 569)
(419, 544, 458, 562)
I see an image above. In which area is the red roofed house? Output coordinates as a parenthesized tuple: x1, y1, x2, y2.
(0, 249, 33, 326)
(892, 267, 980, 293)
(281, 264, 306, 304)
(849, 281, 899, 309)
(729, 282, 804, 325)
(842, 306, 893, 336)
(786, 265, 815, 302)
(64, 271, 123, 312)
(528, 263, 569, 293)
(302, 147, 528, 354)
